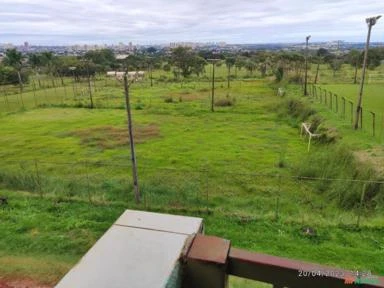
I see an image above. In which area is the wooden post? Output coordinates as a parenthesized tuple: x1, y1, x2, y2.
(370, 111, 376, 137)
(123, 74, 141, 204)
(349, 101, 353, 125)
(335, 94, 338, 113)
(85, 63, 94, 109)
(354, 17, 380, 129)
(342, 97, 346, 119)
(329, 91, 332, 110)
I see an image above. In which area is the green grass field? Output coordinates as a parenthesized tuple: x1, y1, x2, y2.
(0, 75, 384, 286)
(320, 83, 384, 114)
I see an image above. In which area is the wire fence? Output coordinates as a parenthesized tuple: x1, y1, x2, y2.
(0, 74, 226, 113)
(309, 84, 384, 141)
(0, 75, 132, 112)
(1, 159, 382, 228)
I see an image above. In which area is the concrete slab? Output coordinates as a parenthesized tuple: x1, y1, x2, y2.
(55, 210, 203, 288)
(114, 210, 203, 235)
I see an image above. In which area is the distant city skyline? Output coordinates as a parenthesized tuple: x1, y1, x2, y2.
(1, 0, 384, 45)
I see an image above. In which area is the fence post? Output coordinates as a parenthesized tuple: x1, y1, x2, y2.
(205, 168, 209, 212)
(381, 112, 384, 142)
(335, 94, 338, 113)
(342, 97, 345, 119)
(329, 91, 332, 110)
(319, 88, 322, 103)
(370, 111, 375, 137)
(349, 101, 353, 125)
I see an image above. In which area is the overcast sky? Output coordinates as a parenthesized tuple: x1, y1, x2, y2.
(1, 0, 384, 45)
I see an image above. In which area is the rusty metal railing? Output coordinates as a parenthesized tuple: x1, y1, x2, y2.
(184, 234, 384, 288)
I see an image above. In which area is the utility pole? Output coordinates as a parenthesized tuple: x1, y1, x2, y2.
(304, 35, 311, 96)
(354, 15, 381, 130)
(123, 74, 141, 204)
(207, 59, 220, 112)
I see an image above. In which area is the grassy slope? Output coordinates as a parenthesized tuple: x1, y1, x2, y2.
(0, 79, 383, 285)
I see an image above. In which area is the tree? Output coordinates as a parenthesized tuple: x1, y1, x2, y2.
(40, 51, 56, 75)
(244, 59, 257, 76)
(225, 56, 236, 88)
(313, 48, 330, 84)
(366, 47, 384, 69)
(347, 49, 363, 84)
(274, 66, 284, 82)
(329, 58, 342, 77)
(234, 56, 247, 77)
(191, 56, 207, 77)
(3, 48, 25, 92)
(84, 49, 116, 71)
(170, 46, 201, 78)
(28, 53, 43, 70)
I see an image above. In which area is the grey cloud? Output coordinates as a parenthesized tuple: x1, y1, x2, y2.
(0, 0, 383, 44)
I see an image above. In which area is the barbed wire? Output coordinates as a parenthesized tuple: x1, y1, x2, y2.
(2, 159, 384, 184)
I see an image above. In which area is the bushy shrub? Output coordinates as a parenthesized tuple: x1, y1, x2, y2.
(275, 67, 284, 82)
(285, 98, 316, 121)
(215, 98, 233, 107)
(288, 75, 302, 84)
(164, 96, 174, 103)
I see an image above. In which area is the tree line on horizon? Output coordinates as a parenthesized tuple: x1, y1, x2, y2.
(1, 45, 384, 87)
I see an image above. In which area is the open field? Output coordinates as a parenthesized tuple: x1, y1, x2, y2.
(320, 83, 384, 114)
(1, 77, 384, 286)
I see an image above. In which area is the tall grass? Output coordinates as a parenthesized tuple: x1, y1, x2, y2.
(296, 145, 384, 209)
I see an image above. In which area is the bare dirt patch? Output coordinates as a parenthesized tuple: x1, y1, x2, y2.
(0, 279, 51, 288)
(67, 124, 160, 149)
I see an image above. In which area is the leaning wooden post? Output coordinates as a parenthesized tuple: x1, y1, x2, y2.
(123, 74, 141, 204)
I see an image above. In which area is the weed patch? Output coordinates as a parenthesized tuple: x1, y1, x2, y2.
(66, 124, 160, 149)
